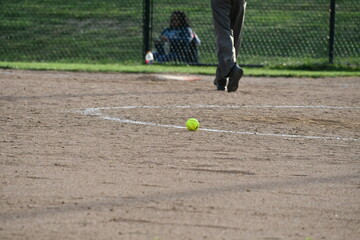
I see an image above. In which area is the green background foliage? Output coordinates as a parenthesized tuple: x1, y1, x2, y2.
(1, 0, 359, 66)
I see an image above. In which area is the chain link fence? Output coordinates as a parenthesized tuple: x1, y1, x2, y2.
(1, 0, 359, 66)
(1, 0, 143, 64)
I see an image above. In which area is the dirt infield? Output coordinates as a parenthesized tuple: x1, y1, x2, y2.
(1, 69, 359, 240)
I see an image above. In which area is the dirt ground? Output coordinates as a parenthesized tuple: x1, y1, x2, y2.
(0, 69, 359, 240)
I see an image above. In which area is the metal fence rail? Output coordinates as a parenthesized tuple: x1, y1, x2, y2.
(0, 0, 359, 66)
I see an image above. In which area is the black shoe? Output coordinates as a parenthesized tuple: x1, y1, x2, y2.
(213, 78, 226, 91)
(227, 65, 243, 92)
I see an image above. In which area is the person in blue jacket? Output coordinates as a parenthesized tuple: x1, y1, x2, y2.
(154, 11, 201, 64)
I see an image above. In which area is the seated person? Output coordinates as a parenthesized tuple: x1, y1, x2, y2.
(154, 11, 201, 64)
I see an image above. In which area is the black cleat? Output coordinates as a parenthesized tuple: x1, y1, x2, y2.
(213, 78, 226, 91)
(227, 65, 243, 92)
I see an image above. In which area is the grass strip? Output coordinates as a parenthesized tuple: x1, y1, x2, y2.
(1, 62, 359, 78)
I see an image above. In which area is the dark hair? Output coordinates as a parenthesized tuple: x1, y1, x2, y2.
(169, 11, 190, 28)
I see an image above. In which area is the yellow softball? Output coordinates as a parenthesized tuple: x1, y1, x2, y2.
(186, 118, 199, 131)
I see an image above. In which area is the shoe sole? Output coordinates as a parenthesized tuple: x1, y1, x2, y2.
(217, 86, 225, 91)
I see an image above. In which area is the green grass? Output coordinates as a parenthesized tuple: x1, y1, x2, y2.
(1, 62, 359, 78)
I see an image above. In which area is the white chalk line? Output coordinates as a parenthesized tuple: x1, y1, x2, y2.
(80, 105, 360, 141)
(83, 105, 360, 111)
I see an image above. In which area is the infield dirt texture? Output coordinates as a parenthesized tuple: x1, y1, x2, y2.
(1, 69, 359, 240)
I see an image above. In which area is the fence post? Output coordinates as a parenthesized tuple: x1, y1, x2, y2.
(329, 0, 336, 64)
(143, 0, 152, 62)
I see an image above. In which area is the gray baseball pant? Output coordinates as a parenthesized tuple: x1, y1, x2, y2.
(211, 0, 247, 81)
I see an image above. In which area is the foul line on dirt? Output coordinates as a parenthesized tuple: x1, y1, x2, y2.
(82, 104, 360, 111)
(80, 105, 359, 141)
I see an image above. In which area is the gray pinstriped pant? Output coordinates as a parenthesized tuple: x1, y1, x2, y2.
(211, 0, 247, 81)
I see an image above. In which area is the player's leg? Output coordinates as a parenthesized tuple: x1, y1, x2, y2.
(231, 0, 247, 58)
(227, 0, 246, 92)
(211, 0, 236, 89)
